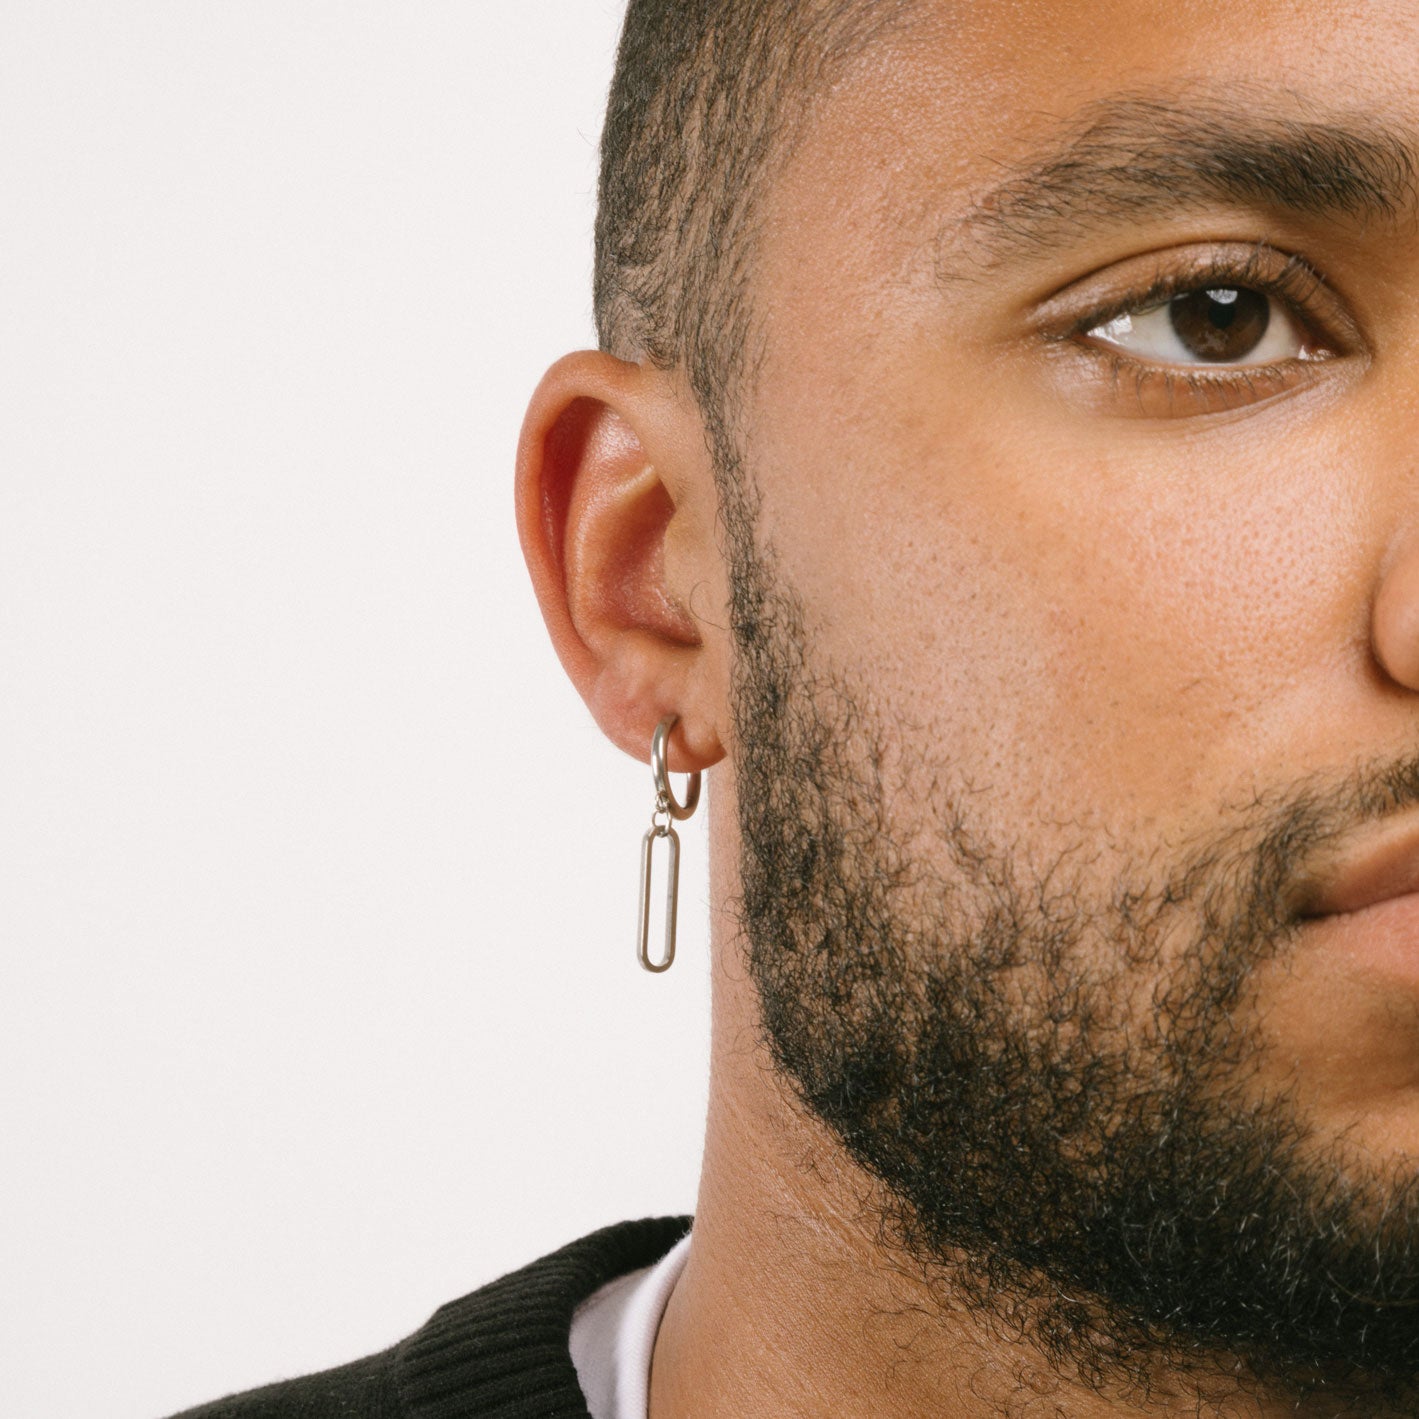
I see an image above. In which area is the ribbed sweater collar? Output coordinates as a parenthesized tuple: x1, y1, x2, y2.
(396, 1215, 692, 1418)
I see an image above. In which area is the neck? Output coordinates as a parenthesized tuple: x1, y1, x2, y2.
(646, 802, 1358, 1419)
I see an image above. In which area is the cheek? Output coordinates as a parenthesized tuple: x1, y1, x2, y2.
(749, 373, 1373, 839)
(999, 431, 1370, 812)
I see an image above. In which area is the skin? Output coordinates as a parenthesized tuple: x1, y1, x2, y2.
(518, 0, 1419, 1412)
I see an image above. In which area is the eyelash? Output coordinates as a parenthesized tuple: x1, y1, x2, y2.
(1060, 245, 1344, 415)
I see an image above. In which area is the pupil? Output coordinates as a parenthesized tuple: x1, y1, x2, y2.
(1168, 287, 1270, 362)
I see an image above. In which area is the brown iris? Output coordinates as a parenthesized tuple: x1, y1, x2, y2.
(1168, 286, 1270, 362)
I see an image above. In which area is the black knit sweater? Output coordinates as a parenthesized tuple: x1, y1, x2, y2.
(167, 1215, 693, 1419)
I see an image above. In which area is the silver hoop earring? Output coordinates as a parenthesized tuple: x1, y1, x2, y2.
(636, 716, 702, 973)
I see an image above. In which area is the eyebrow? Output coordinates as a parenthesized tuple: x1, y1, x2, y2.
(949, 93, 1419, 267)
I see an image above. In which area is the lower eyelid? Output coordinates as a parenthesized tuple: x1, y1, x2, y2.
(1058, 341, 1337, 418)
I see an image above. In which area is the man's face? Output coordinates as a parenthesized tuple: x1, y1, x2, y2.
(721, 0, 1419, 1403)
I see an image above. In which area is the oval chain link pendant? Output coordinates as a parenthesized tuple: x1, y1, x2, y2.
(637, 819, 680, 973)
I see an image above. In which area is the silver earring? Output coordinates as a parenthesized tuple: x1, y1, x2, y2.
(636, 715, 702, 972)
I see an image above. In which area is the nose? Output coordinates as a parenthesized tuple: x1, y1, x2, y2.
(1372, 537, 1419, 692)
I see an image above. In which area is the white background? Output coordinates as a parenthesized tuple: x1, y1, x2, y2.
(0, 6, 714, 1416)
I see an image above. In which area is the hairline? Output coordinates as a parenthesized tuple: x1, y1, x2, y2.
(594, 0, 923, 476)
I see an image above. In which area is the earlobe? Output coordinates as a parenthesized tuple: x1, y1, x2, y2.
(515, 351, 727, 770)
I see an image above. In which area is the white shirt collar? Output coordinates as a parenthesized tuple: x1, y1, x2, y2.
(569, 1230, 692, 1419)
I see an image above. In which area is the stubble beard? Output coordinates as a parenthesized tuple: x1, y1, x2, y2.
(723, 500, 1419, 1412)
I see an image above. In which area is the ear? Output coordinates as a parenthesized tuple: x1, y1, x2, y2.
(516, 351, 728, 772)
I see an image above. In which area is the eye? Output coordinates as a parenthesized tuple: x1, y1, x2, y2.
(1085, 285, 1316, 367)
(1039, 243, 1360, 418)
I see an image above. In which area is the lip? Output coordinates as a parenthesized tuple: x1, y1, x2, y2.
(1304, 812, 1419, 918)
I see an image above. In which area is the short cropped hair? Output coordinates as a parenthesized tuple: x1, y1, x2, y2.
(595, 0, 913, 450)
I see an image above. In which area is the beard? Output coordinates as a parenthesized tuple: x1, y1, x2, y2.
(722, 501, 1419, 1410)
